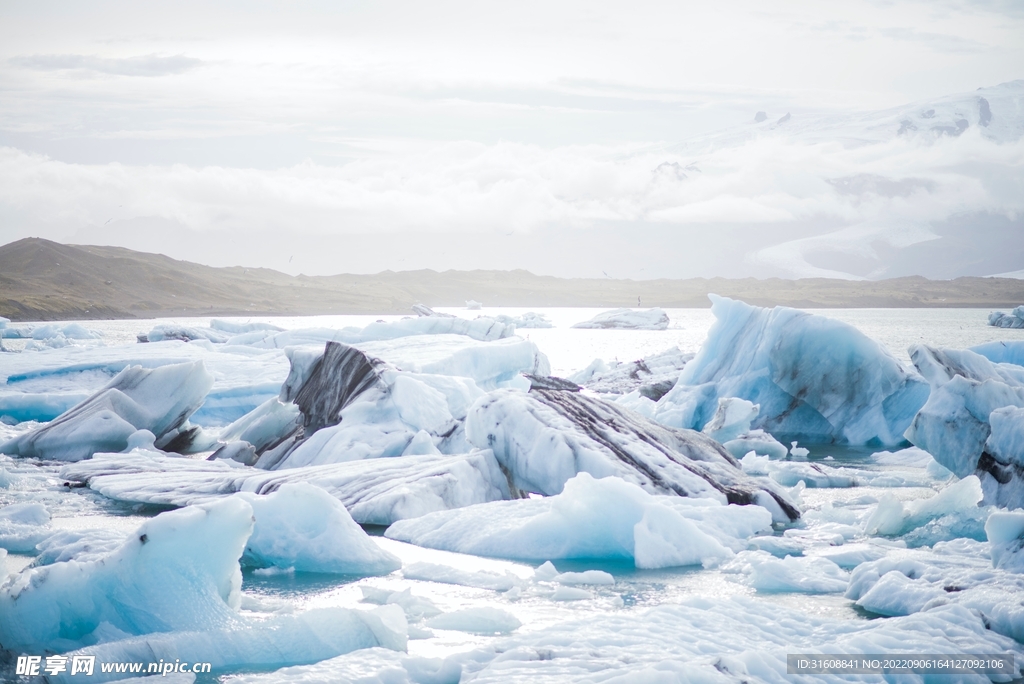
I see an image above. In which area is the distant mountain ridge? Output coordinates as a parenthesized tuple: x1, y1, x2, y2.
(2, 238, 1024, 321)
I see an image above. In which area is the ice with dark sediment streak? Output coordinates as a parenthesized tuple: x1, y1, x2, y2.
(60, 448, 511, 525)
(571, 307, 670, 330)
(653, 295, 929, 446)
(0, 361, 213, 461)
(904, 344, 1024, 508)
(464, 382, 800, 522)
(570, 346, 693, 399)
(236, 340, 547, 469)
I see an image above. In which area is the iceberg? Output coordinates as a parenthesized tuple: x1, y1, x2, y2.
(61, 448, 511, 525)
(0, 498, 253, 652)
(904, 344, 1024, 507)
(972, 340, 1024, 367)
(237, 482, 400, 575)
(986, 510, 1024, 572)
(653, 296, 929, 446)
(0, 361, 213, 461)
(571, 307, 669, 330)
(465, 383, 800, 521)
(571, 346, 692, 399)
(988, 306, 1024, 328)
(385, 472, 772, 569)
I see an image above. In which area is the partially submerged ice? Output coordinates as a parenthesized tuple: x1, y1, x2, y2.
(905, 344, 1024, 507)
(653, 295, 929, 446)
(61, 449, 511, 526)
(465, 382, 799, 522)
(0, 361, 213, 461)
(237, 482, 400, 575)
(988, 305, 1024, 329)
(386, 472, 773, 569)
(0, 495, 406, 668)
(571, 307, 670, 330)
(570, 346, 693, 399)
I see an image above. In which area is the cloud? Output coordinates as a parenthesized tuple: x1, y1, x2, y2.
(878, 27, 987, 54)
(9, 53, 203, 77)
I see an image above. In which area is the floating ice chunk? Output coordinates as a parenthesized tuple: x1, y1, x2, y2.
(55, 605, 407, 683)
(402, 562, 520, 591)
(789, 441, 809, 459)
(846, 545, 1024, 642)
(0, 361, 214, 461)
(986, 510, 1024, 572)
(465, 386, 799, 522)
(380, 588, 442, 621)
(386, 473, 769, 569)
(210, 319, 285, 334)
(0, 502, 51, 553)
(550, 585, 592, 600)
(30, 323, 102, 340)
(726, 550, 849, 593)
(804, 543, 886, 569)
(0, 498, 253, 652)
(228, 315, 514, 348)
(217, 398, 300, 456)
(723, 429, 789, 460)
(905, 344, 1024, 507)
(424, 607, 521, 635)
(238, 483, 400, 576)
(139, 324, 230, 344)
(987, 307, 1024, 328)
(571, 347, 692, 398)
(555, 570, 614, 585)
(972, 340, 1024, 367)
(655, 296, 928, 446)
(571, 308, 669, 330)
(466, 300, 482, 310)
(61, 449, 510, 526)
(702, 397, 759, 444)
(864, 475, 984, 537)
(489, 312, 553, 329)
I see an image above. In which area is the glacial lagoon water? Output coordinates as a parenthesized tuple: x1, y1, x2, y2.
(2, 306, 1023, 681)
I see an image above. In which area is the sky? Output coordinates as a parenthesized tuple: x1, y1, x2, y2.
(0, 0, 1022, 280)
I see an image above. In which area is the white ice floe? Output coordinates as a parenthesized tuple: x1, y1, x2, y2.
(228, 594, 1022, 683)
(385, 472, 772, 569)
(572, 346, 693, 398)
(905, 344, 1024, 507)
(0, 361, 213, 461)
(424, 607, 521, 635)
(846, 539, 1024, 643)
(226, 315, 515, 348)
(490, 312, 553, 329)
(54, 605, 406, 683)
(465, 386, 799, 521)
(702, 397, 759, 443)
(864, 475, 986, 538)
(0, 501, 51, 553)
(237, 483, 400, 575)
(401, 562, 521, 591)
(654, 296, 929, 446)
(60, 448, 510, 525)
(571, 307, 670, 330)
(724, 550, 850, 593)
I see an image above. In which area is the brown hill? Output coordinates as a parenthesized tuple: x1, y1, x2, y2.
(1, 238, 1023, 321)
